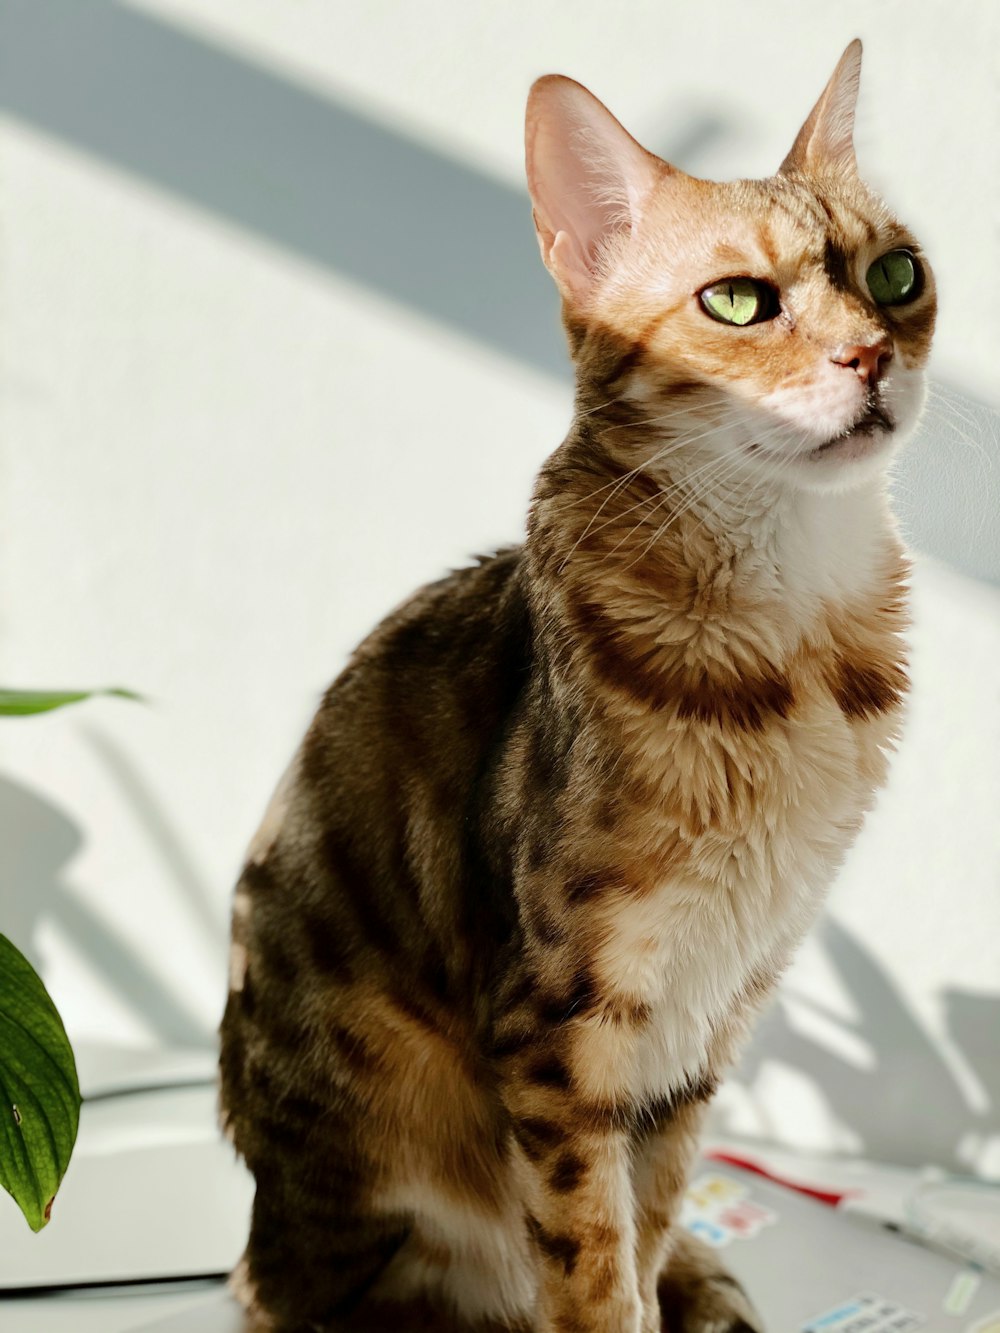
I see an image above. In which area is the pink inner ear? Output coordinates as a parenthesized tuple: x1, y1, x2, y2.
(547, 230, 589, 291)
(526, 76, 659, 301)
(528, 117, 620, 273)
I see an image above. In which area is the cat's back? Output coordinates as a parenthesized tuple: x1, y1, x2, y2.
(304, 544, 531, 806)
(221, 547, 532, 1082)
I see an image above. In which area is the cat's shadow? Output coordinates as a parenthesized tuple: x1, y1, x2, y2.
(722, 914, 1000, 1174)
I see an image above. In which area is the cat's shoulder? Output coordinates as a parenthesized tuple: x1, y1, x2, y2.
(320, 545, 531, 712)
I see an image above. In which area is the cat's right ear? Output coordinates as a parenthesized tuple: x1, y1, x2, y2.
(525, 76, 661, 305)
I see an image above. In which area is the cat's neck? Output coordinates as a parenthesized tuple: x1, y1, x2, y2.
(526, 423, 904, 689)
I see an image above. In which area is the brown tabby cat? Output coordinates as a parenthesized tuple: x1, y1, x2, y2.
(219, 41, 935, 1333)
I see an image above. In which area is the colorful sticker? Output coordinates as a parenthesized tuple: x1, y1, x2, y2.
(680, 1173, 777, 1248)
(944, 1271, 981, 1316)
(801, 1292, 923, 1332)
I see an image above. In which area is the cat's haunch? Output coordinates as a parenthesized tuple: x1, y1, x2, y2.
(220, 40, 933, 1333)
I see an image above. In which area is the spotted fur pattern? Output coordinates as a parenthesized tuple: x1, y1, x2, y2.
(219, 43, 934, 1333)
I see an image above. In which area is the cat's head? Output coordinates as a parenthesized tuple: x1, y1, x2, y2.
(525, 42, 935, 496)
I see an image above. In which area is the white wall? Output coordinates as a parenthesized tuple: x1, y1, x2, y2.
(1, 0, 997, 1172)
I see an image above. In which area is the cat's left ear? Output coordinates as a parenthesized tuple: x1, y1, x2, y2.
(525, 76, 662, 304)
(780, 40, 863, 176)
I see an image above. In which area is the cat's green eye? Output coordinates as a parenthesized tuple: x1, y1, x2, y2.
(698, 278, 777, 327)
(866, 249, 920, 307)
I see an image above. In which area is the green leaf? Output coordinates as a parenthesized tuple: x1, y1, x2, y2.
(0, 687, 143, 717)
(0, 935, 81, 1231)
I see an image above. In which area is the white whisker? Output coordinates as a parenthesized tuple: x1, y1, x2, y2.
(555, 411, 747, 571)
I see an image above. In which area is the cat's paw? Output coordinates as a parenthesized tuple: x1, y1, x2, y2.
(658, 1277, 763, 1332)
(663, 1278, 762, 1333)
(657, 1231, 765, 1333)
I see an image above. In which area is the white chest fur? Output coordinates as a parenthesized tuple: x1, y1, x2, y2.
(575, 866, 821, 1107)
(568, 476, 901, 1109)
(577, 642, 887, 1107)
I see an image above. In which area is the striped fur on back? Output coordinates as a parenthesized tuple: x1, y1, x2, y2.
(219, 42, 934, 1333)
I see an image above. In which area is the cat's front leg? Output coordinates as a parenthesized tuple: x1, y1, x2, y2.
(504, 1060, 643, 1333)
(632, 1098, 763, 1333)
(632, 1095, 709, 1330)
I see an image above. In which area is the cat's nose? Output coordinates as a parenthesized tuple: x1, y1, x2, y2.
(831, 339, 893, 384)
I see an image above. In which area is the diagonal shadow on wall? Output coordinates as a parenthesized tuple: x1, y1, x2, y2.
(2, 4, 996, 581)
(0, 0, 552, 376)
(0, 0, 730, 383)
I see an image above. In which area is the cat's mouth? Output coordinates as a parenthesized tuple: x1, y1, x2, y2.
(807, 401, 895, 461)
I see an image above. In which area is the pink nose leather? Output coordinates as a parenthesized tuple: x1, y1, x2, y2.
(831, 340, 893, 384)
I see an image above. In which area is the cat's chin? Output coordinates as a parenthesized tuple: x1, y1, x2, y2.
(789, 427, 899, 493)
(760, 402, 901, 492)
(806, 419, 893, 464)
(806, 398, 891, 454)
(749, 423, 897, 493)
